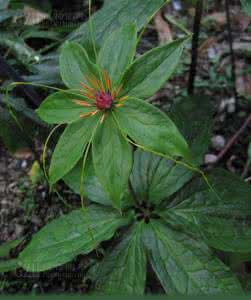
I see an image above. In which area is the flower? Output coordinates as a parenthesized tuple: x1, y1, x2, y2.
(73, 70, 128, 123)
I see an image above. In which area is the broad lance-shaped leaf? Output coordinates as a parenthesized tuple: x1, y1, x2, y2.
(37, 90, 94, 124)
(164, 169, 251, 253)
(115, 97, 190, 161)
(88, 222, 146, 294)
(68, 0, 169, 47)
(59, 41, 100, 89)
(49, 114, 99, 184)
(131, 149, 193, 205)
(18, 205, 130, 272)
(121, 37, 189, 99)
(63, 159, 111, 206)
(63, 158, 133, 208)
(143, 220, 243, 295)
(92, 114, 132, 209)
(98, 23, 137, 85)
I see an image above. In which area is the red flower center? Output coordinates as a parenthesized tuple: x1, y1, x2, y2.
(74, 70, 129, 122)
(95, 92, 113, 110)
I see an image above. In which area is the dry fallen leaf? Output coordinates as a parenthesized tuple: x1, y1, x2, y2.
(235, 12, 251, 31)
(14, 147, 33, 159)
(154, 11, 173, 44)
(207, 12, 226, 27)
(198, 37, 218, 57)
(233, 42, 251, 55)
(236, 60, 251, 97)
(23, 5, 49, 25)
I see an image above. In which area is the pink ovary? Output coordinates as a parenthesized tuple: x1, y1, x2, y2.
(95, 92, 113, 110)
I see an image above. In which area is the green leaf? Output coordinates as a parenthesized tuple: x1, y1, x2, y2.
(68, 0, 169, 48)
(63, 158, 133, 208)
(0, 108, 28, 152)
(2, 95, 43, 125)
(24, 55, 61, 86)
(98, 23, 137, 85)
(170, 95, 213, 165)
(49, 115, 99, 184)
(0, 9, 21, 23)
(121, 38, 188, 99)
(228, 252, 251, 269)
(241, 0, 251, 16)
(0, 101, 43, 153)
(0, 260, 18, 273)
(166, 169, 251, 253)
(64, 159, 111, 206)
(0, 239, 23, 258)
(143, 220, 243, 295)
(131, 149, 193, 205)
(0, 32, 36, 64)
(33, 0, 169, 83)
(92, 115, 132, 209)
(89, 222, 146, 294)
(59, 41, 100, 89)
(18, 205, 129, 272)
(115, 97, 190, 160)
(0, 0, 10, 10)
(21, 29, 60, 41)
(37, 90, 94, 124)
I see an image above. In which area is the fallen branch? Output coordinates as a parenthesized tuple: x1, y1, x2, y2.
(215, 113, 251, 163)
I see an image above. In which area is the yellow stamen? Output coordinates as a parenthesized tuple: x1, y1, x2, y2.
(80, 91, 96, 101)
(100, 113, 107, 124)
(102, 70, 111, 92)
(112, 84, 123, 98)
(117, 95, 128, 102)
(86, 75, 105, 93)
(73, 99, 92, 107)
(80, 82, 96, 94)
(115, 103, 123, 108)
(80, 111, 95, 118)
(96, 79, 105, 93)
(91, 110, 98, 116)
(85, 76, 99, 90)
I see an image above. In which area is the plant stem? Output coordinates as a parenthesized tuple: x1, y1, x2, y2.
(188, 0, 204, 96)
(225, 0, 238, 102)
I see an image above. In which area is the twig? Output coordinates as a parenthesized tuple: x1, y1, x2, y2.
(0, 54, 42, 108)
(215, 113, 251, 163)
(164, 14, 192, 36)
(188, 0, 204, 95)
(154, 10, 173, 44)
(225, 0, 238, 102)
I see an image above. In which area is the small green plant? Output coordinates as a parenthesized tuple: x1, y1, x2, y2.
(36, 22, 191, 209)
